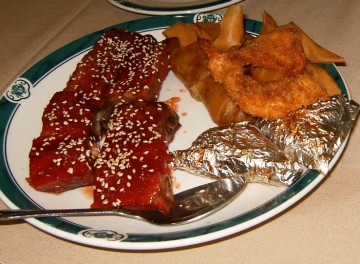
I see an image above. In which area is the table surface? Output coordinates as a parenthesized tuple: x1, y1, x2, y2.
(1, 0, 359, 263)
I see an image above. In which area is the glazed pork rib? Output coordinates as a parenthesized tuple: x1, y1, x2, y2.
(28, 91, 96, 193)
(65, 28, 179, 107)
(27, 29, 178, 194)
(92, 100, 180, 215)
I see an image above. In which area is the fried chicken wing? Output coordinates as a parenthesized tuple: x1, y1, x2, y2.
(165, 5, 343, 123)
(229, 27, 307, 77)
(201, 38, 329, 120)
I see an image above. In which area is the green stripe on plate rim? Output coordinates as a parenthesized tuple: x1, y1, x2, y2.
(111, 0, 237, 13)
(0, 15, 349, 243)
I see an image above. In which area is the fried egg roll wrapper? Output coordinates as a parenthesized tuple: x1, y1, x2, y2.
(256, 96, 359, 174)
(261, 11, 345, 64)
(170, 42, 209, 100)
(305, 62, 341, 96)
(213, 4, 244, 51)
(163, 22, 220, 47)
(172, 123, 303, 186)
(170, 41, 253, 125)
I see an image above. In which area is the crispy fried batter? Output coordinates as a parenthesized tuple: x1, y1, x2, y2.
(165, 6, 342, 122)
(201, 38, 329, 120)
(230, 27, 307, 77)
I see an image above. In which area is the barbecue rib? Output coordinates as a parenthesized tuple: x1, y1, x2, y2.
(65, 28, 179, 107)
(27, 91, 96, 193)
(27, 29, 178, 194)
(92, 100, 180, 215)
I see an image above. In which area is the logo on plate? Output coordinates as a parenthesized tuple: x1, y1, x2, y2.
(80, 229, 127, 242)
(194, 13, 223, 23)
(6, 78, 32, 102)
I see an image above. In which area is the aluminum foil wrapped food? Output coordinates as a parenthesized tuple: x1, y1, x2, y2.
(172, 96, 358, 187)
(172, 123, 303, 186)
(256, 95, 359, 174)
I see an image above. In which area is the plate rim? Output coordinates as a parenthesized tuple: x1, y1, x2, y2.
(0, 14, 351, 250)
(107, 0, 244, 15)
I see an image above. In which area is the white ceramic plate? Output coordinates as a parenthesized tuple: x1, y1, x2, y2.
(107, 0, 243, 15)
(0, 14, 350, 251)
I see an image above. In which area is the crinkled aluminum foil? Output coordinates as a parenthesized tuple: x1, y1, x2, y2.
(172, 123, 303, 186)
(172, 96, 359, 187)
(256, 96, 359, 174)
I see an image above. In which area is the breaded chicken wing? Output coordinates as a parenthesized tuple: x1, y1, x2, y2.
(200, 37, 329, 120)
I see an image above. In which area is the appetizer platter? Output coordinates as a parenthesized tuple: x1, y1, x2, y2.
(0, 5, 358, 250)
